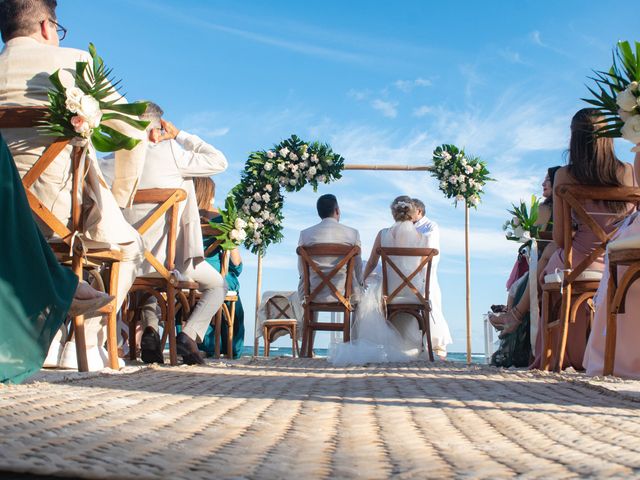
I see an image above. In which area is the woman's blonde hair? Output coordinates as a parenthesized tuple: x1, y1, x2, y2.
(390, 195, 416, 222)
(194, 177, 216, 210)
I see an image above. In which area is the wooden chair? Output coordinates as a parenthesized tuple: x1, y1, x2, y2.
(378, 246, 439, 362)
(603, 242, 640, 375)
(540, 185, 640, 372)
(126, 188, 197, 365)
(0, 106, 119, 372)
(201, 224, 239, 359)
(262, 295, 299, 357)
(297, 244, 360, 358)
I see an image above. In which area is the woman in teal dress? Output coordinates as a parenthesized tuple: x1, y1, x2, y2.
(194, 177, 245, 359)
(0, 134, 110, 383)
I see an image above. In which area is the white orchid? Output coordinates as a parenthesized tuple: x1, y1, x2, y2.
(253, 192, 262, 202)
(465, 165, 474, 174)
(289, 152, 298, 161)
(441, 151, 452, 161)
(251, 202, 261, 212)
(617, 87, 638, 112)
(277, 163, 285, 172)
(261, 210, 270, 220)
(279, 147, 290, 158)
(264, 162, 273, 171)
(262, 193, 270, 202)
(266, 150, 276, 159)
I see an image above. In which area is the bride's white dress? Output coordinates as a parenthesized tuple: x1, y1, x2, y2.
(328, 221, 438, 366)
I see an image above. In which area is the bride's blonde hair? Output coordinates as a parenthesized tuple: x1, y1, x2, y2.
(390, 195, 416, 222)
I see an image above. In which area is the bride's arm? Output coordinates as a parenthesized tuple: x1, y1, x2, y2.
(363, 231, 382, 281)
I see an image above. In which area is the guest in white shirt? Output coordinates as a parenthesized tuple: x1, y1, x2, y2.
(412, 198, 452, 358)
(123, 102, 228, 364)
(297, 194, 363, 305)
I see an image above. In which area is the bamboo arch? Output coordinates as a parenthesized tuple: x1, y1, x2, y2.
(253, 163, 474, 364)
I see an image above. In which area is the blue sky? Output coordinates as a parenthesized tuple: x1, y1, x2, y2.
(53, 0, 638, 352)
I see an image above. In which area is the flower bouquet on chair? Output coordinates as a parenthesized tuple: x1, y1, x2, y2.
(502, 195, 540, 242)
(210, 196, 248, 251)
(584, 40, 640, 151)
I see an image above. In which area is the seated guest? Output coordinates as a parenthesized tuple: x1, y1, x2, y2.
(0, 134, 111, 383)
(583, 145, 640, 378)
(123, 103, 228, 365)
(297, 194, 363, 305)
(490, 166, 560, 367)
(531, 108, 636, 370)
(0, 0, 147, 368)
(194, 177, 245, 359)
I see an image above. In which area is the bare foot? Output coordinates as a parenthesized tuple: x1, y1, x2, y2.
(74, 281, 109, 300)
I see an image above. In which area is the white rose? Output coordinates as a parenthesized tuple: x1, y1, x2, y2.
(264, 162, 273, 171)
(302, 152, 309, 160)
(290, 164, 298, 172)
(443, 169, 449, 177)
(441, 151, 452, 161)
(79, 95, 102, 128)
(269, 213, 276, 222)
(247, 185, 253, 193)
(317, 175, 327, 183)
(279, 177, 286, 185)
(455, 195, 465, 202)
(448, 176, 457, 184)
(253, 192, 262, 201)
(302, 161, 309, 169)
(262, 193, 270, 202)
(456, 153, 463, 160)
(471, 195, 480, 206)
(616, 87, 638, 112)
(277, 163, 285, 172)
(65, 87, 84, 113)
(440, 181, 447, 189)
(620, 109, 632, 122)
(238, 229, 247, 241)
(251, 202, 261, 212)
(235, 218, 247, 229)
(460, 183, 467, 192)
(261, 210, 270, 220)
(254, 238, 262, 245)
(289, 179, 297, 186)
(514, 226, 524, 238)
(266, 150, 276, 159)
(70, 115, 91, 137)
(469, 179, 476, 187)
(308, 166, 317, 177)
(621, 114, 640, 144)
(274, 219, 281, 226)
(461, 158, 467, 166)
(317, 164, 322, 171)
(230, 229, 240, 241)
(512, 217, 520, 226)
(458, 175, 466, 183)
(631, 81, 639, 92)
(265, 184, 272, 192)
(242, 205, 250, 214)
(289, 152, 298, 161)
(475, 164, 481, 172)
(311, 154, 319, 163)
(293, 171, 300, 178)
(465, 165, 474, 174)
(279, 147, 290, 157)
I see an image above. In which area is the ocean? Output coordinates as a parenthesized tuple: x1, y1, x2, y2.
(242, 346, 488, 364)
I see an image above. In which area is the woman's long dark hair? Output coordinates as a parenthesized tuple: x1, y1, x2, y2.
(542, 166, 561, 206)
(566, 108, 626, 212)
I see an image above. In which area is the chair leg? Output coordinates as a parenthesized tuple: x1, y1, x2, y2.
(541, 290, 553, 371)
(291, 326, 297, 358)
(301, 307, 310, 358)
(343, 309, 350, 342)
(225, 304, 234, 359)
(73, 315, 89, 372)
(167, 284, 178, 366)
(604, 263, 618, 376)
(555, 285, 572, 372)
(214, 308, 222, 359)
(106, 261, 120, 370)
(424, 311, 434, 362)
(128, 307, 138, 361)
(263, 326, 270, 357)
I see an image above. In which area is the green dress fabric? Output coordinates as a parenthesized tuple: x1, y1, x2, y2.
(0, 134, 77, 384)
(490, 276, 531, 368)
(199, 215, 245, 359)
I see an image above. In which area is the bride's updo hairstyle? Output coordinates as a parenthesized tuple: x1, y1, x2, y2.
(390, 195, 416, 222)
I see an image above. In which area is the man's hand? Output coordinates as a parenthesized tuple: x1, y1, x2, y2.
(148, 119, 180, 143)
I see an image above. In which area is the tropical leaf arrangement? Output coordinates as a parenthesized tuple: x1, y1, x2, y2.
(41, 43, 149, 152)
(233, 134, 345, 254)
(584, 40, 640, 147)
(431, 144, 492, 208)
(502, 195, 540, 242)
(210, 196, 247, 251)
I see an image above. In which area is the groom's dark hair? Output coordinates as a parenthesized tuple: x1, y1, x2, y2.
(317, 194, 338, 219)
(0, 0, 58, 42)
(412, 198, 425, 215)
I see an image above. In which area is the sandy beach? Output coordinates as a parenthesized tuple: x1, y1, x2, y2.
(0, 359, 639, 479)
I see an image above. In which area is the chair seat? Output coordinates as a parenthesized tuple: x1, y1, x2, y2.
(133, 275, 198, 290)
(608, 234, 640, 252)
(608, 248, 640, 265)
(544, 269, 603, 284)
(49, 241, 123, 262)
(264, 319, 297, 326)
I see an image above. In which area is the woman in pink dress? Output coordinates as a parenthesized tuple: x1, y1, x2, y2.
(530, 108, 636, 370)
(583, 145, 640, 378)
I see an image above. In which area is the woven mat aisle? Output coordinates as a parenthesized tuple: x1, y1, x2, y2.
(1, 359, 640, 479)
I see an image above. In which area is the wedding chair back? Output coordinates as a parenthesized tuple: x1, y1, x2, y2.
(0, 105, 119, 372)
(378, 246, 439, 361)
(263, 295, 299, 357)
(126, 188, 196, 366)
(200, 223, 238, 358)
(297, 243, 360, 357)
(541, 184, 640, 372)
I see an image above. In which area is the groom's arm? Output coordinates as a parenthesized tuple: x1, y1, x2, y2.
(353, 230, 364, 286)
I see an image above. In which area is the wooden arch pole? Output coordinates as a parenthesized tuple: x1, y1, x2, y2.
(465, 204, 472, 364)
(253, 253, 263, 356)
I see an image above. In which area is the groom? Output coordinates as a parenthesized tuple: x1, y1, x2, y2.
(412, 198, 439, 243)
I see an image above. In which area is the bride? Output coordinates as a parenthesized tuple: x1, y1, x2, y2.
(328, 196, 438, 365)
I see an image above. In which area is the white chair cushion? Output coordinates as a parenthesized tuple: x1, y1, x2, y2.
(608, 233, 640, 252)
(544, 269, 603, 284)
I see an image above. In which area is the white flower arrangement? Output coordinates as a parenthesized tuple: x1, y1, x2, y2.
(585, 41, 640, 150)
(431, 144, 491, 208)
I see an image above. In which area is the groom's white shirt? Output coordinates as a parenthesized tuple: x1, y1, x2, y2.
(297, 217, 364, 304)
(414, 215, 440, 249)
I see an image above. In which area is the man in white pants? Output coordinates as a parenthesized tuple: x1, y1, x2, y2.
(123, 103, 228, 364)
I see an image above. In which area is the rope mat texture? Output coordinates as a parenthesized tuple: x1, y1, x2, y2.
(2, 358, 640, 479)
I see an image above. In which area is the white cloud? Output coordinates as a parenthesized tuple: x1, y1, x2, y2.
(347, 88, 371, 101)
(371, 99, 398, 118)
(394, 77, 432, 92)
(413, 105, 432, 117)
(530, 30, 545, 47)
(499, 48, 526, 65)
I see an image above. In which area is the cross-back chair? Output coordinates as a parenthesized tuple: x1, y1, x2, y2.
(297, 244, 360, 357)
(126, 188, 197, 365)
(200, 223, 239, 359)
(0, 106, 119, 372)
(540, 185, 640, 372)
(378, 246, 439, 361)
(263, 295, 299, 357)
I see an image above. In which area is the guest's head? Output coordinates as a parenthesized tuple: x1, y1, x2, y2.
(141, 102, 164, 130)
(411, 198, 425, 222)
(0, 0, 60, 45)
(317, 194, 339, 220)
(390, 195, 416, 222)
(194, 177, 216, 211)
(541, 166, 561, 205)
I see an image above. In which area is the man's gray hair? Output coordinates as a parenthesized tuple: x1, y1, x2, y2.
(412, 198, 425, 215)
(0, 0, 58, 42)
(140, 101, 163, 129)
